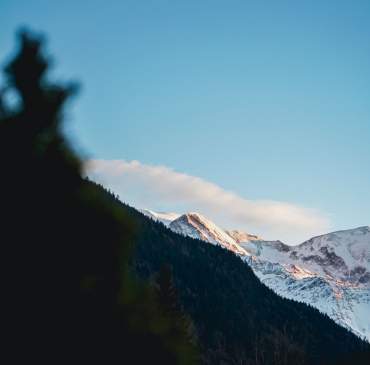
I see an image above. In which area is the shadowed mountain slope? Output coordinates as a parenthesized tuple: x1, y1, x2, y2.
(89, 184, 370, 365)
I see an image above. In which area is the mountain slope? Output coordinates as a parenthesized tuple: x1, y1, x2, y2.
(141, 209, 180, 227)
(168, 212, 248, 255)
(226, 229, 262, 243)
(246, 255, 370, 342)
(86, 196, 370, 364)
(242, 227, 370, 342)
(143, 210, 370, 342)
(290, 226, 370, 284)
(242, 226, 370, 285)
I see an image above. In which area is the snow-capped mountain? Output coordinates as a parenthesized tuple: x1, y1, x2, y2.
(246, 254, 370, 342)
(242, 232, 369, 333)
(142, 210, 248, 255)
(140, 209, 180, 227)
(240, 227, 370, 341)
(141, 209, 370, 342)
(248, 233, 370, 342)
(225, 229, 261, 243)
(240, 226, 370, 285)
(290, 227, 370, 285)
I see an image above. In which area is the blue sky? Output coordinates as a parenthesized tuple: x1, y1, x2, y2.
(1, 1, 369, 242)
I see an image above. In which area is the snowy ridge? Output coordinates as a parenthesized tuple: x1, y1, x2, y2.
(141, 208, 370, 342)
(291, 226, 370, 285)
(140, 209, 180, 227)
(245, 255, 370, 341)
(169, 213, 248, 256)
(225, 230, 261, 243)
(240, 226, 370, 341)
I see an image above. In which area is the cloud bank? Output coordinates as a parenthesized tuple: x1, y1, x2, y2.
(85, 159, 331, 244)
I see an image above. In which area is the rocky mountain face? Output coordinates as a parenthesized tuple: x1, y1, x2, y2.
(142, 210, 248, 255)
(169, 213, 248, 256)
(241, 227, 370, 341)
(142, 209, 370, 342)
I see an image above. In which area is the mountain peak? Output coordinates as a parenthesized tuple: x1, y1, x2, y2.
(290, 225, 370, 285)
(140, 209, 180, 226)
(166, 212, 248, 256)
(225, 229, 262, 243)
(299, 225, 370, 247)
(140, 208, 370, 341)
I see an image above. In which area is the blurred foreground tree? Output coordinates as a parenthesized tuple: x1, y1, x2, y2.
(0, 30, 197, 364)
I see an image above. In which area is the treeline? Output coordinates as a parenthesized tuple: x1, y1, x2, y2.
(92, 185, 370, 365)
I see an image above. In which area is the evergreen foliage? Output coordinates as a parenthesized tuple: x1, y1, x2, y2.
(156, 264, 197, 347)
(157, 264, 183, 317)
(91, 184, 370, 365)
(0, 30, 197, 365)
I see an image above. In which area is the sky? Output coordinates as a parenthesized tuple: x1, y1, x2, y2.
(1, 0, 370, 243)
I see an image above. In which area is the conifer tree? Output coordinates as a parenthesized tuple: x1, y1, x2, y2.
(156, 264, 198, 352)
(0, 29, 197, 365)
(157, 264, 181, 316)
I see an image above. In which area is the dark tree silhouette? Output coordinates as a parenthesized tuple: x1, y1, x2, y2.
(0, 30, 197, 365)
(157, 264, 181, 316)
(156, 264, 197, 345)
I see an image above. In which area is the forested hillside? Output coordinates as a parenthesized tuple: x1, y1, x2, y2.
(90, 183, 370, 365)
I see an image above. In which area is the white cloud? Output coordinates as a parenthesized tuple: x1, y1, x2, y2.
(85, 159, 331, 244)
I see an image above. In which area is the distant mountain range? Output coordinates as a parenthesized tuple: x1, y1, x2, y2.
(141, 209, 370, 342)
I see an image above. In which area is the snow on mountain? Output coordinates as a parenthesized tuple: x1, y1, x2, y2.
(290, 226, 370, 285)
(240, 227, 370, 341)
(225, 230, 261, 243)
(239, 226, 370, 285)
(141, 209, 370, 341)
(169, 213, 248, 256)
(140, 209, 180, 227)
(246, 255, 370, 341)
